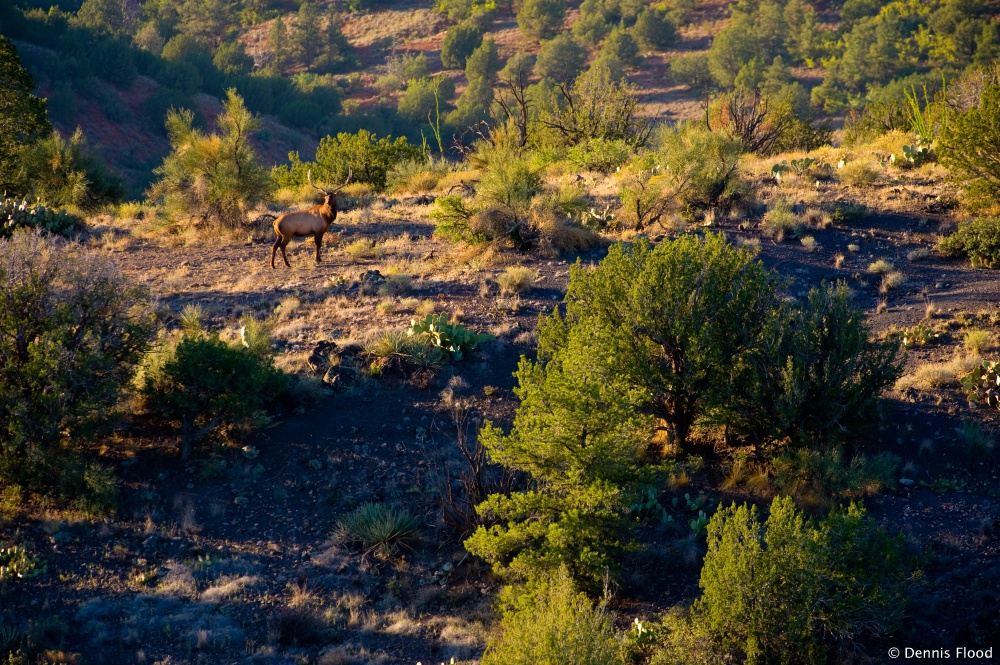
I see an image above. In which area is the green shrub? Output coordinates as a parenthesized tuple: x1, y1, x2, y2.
(19, 128, 125, 210)
(599, 27, 641, 69)
(940, 217, 1000, 268)
(441, 20, 482, 69)
(482, 568, 624, 665)
(653, 497, 918, 665)
(0, 196, 76, 239)
(141, 330, 288, 461)
(670, 53, 713, 91)
(0, 36, 51, 199)
(397, 75, 455, 124)
(566, 138, 630, 173)
(771, 447, 899, 507)
(0, 232, 152, 501)
(616, 162, 670, 230)
(940, 81, 1000, 207)
(275, 129, 425, 193)
(656, 122, 749, 214)
(0, 544, 46, 582)
(336, 502, 420, 557)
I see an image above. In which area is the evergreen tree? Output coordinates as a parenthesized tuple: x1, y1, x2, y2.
(294, 1, 323, 71)
(0, 36, 51, 198)
(269, 16, 289, 72)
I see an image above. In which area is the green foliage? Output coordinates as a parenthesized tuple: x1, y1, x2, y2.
(141, 329, 288, 461)
(960, 360, 1000, 408)
(0, 545, 46, 582)
(0, 36, 51, 198)
(276, 129, 425, 193)
(448, 36, 501, 129)
(0, 196, 76, 239)
(534, 33, 587, 84)
(771, 447, 899, 506)
(939, 217, 1000, 268)
(633, 6, 677, 51)
(407, 313, 494, 360)
(18, 128, 125, 210)
(481, 568, 625, 665)
(670, 53, 714, 91)
(0, 232, 152, 500)
(600, 27, 641, 69)
(656, 122, 748, 214)
(517, 0, 565, 39)
(363, 330, 448, 378)
(726, 283, 903, 451)
(616, 164, 670, 230)
(567, 138, 630, 174)
(336, 502, 421, 557)
(213, 40, 254, 76)
(149, 90, 271, 230)
(659, 497, 918, 665)
(441, 20, 483, 69)
(941, 83, 1000, 207)
(539, 66, 652, 149)
(397, 75, 455, 123)
(901, 323, 940, 347)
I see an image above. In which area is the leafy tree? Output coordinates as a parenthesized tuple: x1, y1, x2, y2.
(633, 6, 677, 50)
(294, 0, 323, 71)
(213, 40, 254, 76)
(76, 0, 140, 36)
(656, 122, 747, 212)
(0, 36, 51, 198)
(398, 75, 455, 123)
(708, 12, 765, 88)
(149, 89, 272, 229)
(572, 0, 613, 47)
(670, 52, 713, 91)
(481, 568, 625, 665)
(517, 0, 565, 40)
(534, 33, 587, 84)
(599, 26, 641, 69)
(441, 19, 483, 69)
(318, 7, 352, 72)
(448, 36, 501, 131)
(176, 0, 233, 44)
(269, 15, 290, 72)
(0, 232, 152, 499)
(940, 81, 1000, 207)
(654, 497, 918, 665)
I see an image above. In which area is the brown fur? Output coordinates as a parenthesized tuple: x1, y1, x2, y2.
(271, 169, 350, 268)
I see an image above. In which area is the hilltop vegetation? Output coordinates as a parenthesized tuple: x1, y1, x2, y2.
(3, 0, 1000, 663)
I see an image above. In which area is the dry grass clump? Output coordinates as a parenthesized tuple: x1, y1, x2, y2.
(839, 161, 882, 188)
(800, 208, 831, 229)
(964, 329, 994, 354)
(880, 271, 906, 293)
(496, 266, 535, 296)
(800, 235, 817, 251)
(378, 273, 413, 296)
(867, 259, 894, 274)
(896, 354, 982, 390)
(907, 247, 931, 262)
(834, 253, 845, 268)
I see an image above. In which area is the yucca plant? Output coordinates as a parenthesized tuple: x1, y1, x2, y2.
(337, 502, 421, 557)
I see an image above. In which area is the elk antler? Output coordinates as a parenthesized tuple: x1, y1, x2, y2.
(332, 168, 352, 193)
(306, 169, 327, 193)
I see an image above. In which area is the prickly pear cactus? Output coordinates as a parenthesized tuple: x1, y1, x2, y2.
(960, 361, 1000, 408)
(1, 195, 76, 239)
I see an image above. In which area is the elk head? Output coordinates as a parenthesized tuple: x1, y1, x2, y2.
(307, 168, 352, 212)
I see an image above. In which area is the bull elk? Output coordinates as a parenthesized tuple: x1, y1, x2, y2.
(270, 169, 351, 268)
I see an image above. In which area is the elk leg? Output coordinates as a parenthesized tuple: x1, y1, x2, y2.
(271, 236, 281, 269)
(314, 232, 323, 263)
(280, 240, 291, 267)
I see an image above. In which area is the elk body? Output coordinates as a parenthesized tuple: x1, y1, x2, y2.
(271, 169, 351, 268)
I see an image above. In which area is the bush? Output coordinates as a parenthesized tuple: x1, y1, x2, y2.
(0, 36, 52, 198)
(482, 568, 624, 665)
(19, 128, 124, 210)
(336, 502, 420, 557)
(772, 447, 899, 507)
(517, 0, 565, 39)
(408, 313, 494, 360)
(397, 75, 455, 124)
(838, 160, 882, 188)
(940, 82, 1000, 207)
(497, 265, 535, 295)
(141, 330, 288, 460)
(566, 138, 630, 173)
(599, 27, 641, 69)
(670, 53, 713, 91)
(148, 90, 271, 230)
(275, 129, 425, 193)
(940, 217, 1000, 268)
(656, 122, 749, 214)
(0, 232, 152, 500)
(654, 497, 918, 665)
(441, 20, 482, 69)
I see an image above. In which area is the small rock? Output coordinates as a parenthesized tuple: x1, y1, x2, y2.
(899, 478, 915, 487)
(441, 562, 453, 572)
